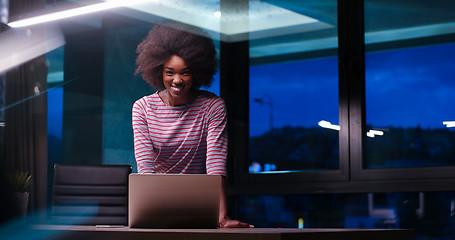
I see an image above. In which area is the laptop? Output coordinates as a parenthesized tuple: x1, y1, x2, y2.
(128, 174, 221, 228)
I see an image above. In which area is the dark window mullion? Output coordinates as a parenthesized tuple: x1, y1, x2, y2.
(337, 0, 366, 181)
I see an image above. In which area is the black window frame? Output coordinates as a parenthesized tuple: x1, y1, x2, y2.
(222, 0, 455, 196)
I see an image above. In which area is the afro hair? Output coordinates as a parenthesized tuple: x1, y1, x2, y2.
(135, 23, 218, 90)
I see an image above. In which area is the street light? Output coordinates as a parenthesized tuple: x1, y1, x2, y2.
(253, 94, 273, 132)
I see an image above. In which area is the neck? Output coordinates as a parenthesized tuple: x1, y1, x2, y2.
(165, 89, 195, 106)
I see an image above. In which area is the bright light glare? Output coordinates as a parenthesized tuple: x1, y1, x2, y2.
(366, 129, 384, 138)
(213, 11, 221, 18)
(318, 120, 340, 131)
(0, 26, 64, 74)
(443, 121, 455, 128)
(366, 132, 375, 138)
(8, 0, 151, 28)
(368, 130, 384, 136)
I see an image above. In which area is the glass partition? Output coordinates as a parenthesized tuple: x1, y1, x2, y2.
(1, 0, 226, 212)
(4, 1, 227, 171)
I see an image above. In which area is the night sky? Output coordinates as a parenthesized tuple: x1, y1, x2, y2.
(248, 42, 455, 137)
(249, 57, 338, 137)
(365, 42, 455, 130)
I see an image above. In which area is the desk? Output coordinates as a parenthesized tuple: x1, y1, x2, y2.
(32, 225, 414, 240)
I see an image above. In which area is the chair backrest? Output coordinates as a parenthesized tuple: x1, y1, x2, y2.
(51, 164, 131, 225)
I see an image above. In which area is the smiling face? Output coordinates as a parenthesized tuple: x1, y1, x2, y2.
(162, 55, 193, 99)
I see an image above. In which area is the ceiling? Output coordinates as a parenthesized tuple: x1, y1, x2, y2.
(3, 0, 450, 75)
(39, 0, 455, 59)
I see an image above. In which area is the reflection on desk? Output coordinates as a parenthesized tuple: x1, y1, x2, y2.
(31, 224, 414, 240)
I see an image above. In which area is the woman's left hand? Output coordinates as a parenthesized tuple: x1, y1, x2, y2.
(219, 217, 254, 228)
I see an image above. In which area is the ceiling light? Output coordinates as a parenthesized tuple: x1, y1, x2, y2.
(7, 0, 151, 28)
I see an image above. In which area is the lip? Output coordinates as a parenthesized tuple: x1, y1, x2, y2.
(170, 85, 185, 93)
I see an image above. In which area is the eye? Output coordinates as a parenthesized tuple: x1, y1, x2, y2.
(165, 71, 173, 76)
(182, 71, 191, 76)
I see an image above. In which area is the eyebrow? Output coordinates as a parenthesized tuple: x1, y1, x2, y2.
(164, 66, 190, 71)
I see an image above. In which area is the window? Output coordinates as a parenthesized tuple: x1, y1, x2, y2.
(248, 0, 339, 174)
(249, 57, 339, 173)
(365, 43, 455, 169)
(359, 0, 455, 178)
(231, 0, 455, 192)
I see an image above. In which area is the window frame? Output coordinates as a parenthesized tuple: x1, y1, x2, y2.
(225, 0, 455, 196)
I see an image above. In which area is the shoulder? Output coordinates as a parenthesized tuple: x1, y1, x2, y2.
(195, 90, 226, 117)
(197, 90, 225, 106)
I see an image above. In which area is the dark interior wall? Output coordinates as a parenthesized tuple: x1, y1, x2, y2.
(60, 18, 152, 168)
(101, 18, 151, 171)
(62, 26, 104, 165)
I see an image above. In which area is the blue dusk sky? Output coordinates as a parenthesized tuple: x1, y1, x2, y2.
(249, 42, 455, 137)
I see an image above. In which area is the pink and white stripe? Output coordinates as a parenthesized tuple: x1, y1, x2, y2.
(132, 90, 227, 176)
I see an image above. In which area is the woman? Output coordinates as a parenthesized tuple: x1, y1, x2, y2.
(132, 23, 251, 228)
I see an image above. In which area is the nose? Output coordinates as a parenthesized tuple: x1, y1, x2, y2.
(172, 74, 184, 84)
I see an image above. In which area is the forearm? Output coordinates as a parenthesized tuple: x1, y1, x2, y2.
(219, 176, 228, 223)
(218, 176, 252, 228)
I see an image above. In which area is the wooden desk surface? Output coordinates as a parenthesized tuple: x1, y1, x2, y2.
(32, 225, 414, 240)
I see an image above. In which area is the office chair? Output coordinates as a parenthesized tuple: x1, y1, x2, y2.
(51, 164, 131, 225)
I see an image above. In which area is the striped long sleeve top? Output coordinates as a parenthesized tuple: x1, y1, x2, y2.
(132, 90, 227, 176)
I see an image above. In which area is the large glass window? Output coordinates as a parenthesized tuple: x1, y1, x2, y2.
(248, 0, 339, 173)
(364, 0, 455, 169)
